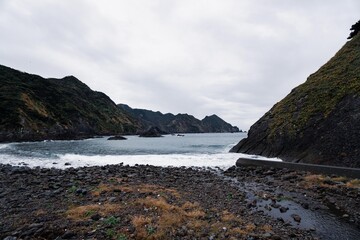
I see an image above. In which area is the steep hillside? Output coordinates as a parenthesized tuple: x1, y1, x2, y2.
(201, 114, 240, 133)
(118, 104, 240, 133)
(0, 65, 138, 142)
(231, 34, 360, 168)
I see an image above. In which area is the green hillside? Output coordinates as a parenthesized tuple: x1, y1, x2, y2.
(231, 33, 360, 168)
(118, 104, 240, 133)
(0, 65, 138, 142)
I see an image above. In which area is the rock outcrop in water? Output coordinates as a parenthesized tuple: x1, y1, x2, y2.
(0, 65, 139, 142)
(231, 34, 360, 168)
(118, 104, 240, 133)
(139, 126, 166, 137)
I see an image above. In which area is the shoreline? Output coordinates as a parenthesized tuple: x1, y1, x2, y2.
(1, 163, 359, 239)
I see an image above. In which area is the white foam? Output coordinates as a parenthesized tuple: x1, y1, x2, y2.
(0, 144, 10, 150)
(0, 152, 281, 169)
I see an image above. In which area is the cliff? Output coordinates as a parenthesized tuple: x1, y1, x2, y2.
(118, 104, 240, 133)
(0, 65, 138, 142)
(231, 34, 360, 168)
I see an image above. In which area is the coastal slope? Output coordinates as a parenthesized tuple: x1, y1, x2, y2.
(231, 34, 360, 168)
(118, 104, 240, 133)
(0, 65, 138, 142)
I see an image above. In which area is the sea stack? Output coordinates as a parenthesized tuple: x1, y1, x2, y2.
(231, 32, 360, 168)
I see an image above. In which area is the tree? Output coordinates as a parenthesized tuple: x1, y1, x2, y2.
(347, 20, 360, 39)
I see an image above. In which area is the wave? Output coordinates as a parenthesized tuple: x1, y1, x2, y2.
(0, 144, 10, 150)
(0, 152, 281, 169)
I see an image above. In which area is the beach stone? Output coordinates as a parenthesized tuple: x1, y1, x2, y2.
(279, 206, 289, 213)
(3, 236, 17, 240)
(62, 231, 76, 239)
(292, 214, 301, 223)
(91, 213, 101, 221)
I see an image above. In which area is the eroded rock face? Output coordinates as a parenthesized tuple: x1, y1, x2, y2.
(231, 35, 360, 168)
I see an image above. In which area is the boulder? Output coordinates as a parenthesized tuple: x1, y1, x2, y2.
(108, 135, 127, 140)
(139, 127, 166, 137)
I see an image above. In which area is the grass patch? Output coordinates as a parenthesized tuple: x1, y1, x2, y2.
(66, 203, 122, 221)
(302, 174, 360, 189)
(346, 179, 360, 188)
(91, 183, 180, 199)
(66, 182, 274, 239)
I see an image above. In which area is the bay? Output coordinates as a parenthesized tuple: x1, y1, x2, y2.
(0, 132, 280, 169)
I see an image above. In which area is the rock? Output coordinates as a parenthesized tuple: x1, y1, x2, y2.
(279, 206, 289, 213)
(262, 232, 272, 238)
(301, 202, 309, 209)
(107, 135, 127, 140)
(291, 214, 301, 223)
(64, 162, 71, 166)
(91, 213, 102, 221)
(61, 231, 76, 239)
(75, 188, 87, 195)
(3, 236, 17, 240)
(139, 127, 166, 137)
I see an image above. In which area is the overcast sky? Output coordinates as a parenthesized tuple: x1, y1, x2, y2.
(0, 0, 358, 129)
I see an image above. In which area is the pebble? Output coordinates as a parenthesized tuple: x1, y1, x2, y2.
(3, 236, 17, 240)
(61, 231, 76, 239)
(279, 206, 289, 213)
(291, 214, 301, 223)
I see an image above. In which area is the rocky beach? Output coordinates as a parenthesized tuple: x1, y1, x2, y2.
(1, 163, 359, 239)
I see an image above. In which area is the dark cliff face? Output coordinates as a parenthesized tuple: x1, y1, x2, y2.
(0, 65, 139, 142)
(118, 104, 240, 133)
(202, 115, 240, 133)
(231, 34, 360, 168)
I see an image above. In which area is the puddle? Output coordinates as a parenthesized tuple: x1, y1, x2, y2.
(212, 169, 360, 240)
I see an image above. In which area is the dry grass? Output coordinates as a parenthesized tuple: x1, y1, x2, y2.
(221, 210, 241, 223)
(261, 224, 273, 232)
(346, 179, 360, 188)
(132, 215, 154, 239)
(91, 183, 180, 199)
(66, 203, 122, 221)
(133, 196, 206, 238)
(66, 182, 272, 239)
(132, 196, 265, 238)
(302, 174, 360, 189)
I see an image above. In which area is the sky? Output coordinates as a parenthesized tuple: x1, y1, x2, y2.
(0, 0, 359, 130)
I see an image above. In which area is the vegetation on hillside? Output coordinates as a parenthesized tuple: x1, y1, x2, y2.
(0, 65, 138, 141)
(269, 33, 360, 139)
(118, 104, 240, 133)
(232, 30, 360, 167)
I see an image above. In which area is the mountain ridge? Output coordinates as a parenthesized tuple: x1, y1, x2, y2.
(0, 65, 240, 142)
(0, 65, 139, 142)
(118, 104, 240, 133)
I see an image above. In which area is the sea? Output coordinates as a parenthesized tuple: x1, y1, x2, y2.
(0, 132, 280, 169)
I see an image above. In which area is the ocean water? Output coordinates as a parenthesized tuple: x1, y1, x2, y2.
(0, 133, 280, 169)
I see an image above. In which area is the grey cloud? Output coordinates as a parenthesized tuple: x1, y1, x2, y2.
(0, 0, 359, 129)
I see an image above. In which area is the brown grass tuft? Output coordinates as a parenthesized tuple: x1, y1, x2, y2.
(346, 179, 360, 188)
(302, 174, 360, 189)
(66, 203, 122, 221)
(91, 183, 181, 199)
